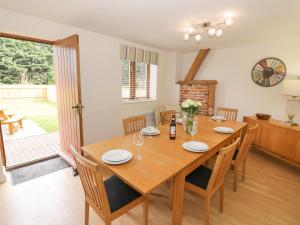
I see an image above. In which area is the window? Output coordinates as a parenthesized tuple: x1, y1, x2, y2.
(122, 60, 157, 100)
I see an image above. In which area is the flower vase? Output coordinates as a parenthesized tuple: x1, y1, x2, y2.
(183, 112, 196, 135)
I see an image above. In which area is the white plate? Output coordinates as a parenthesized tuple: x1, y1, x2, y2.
(211, 116, 225, 121)
(102, 149, 131, 162)
(182, 141, 209, 152)
(141, 128, 160, 136)
(176, 118, 183, 124)
(102, 154, 132, 165)
(213, 127, 234, 134)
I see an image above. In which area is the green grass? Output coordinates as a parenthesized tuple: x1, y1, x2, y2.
(4, 101, 58, 132)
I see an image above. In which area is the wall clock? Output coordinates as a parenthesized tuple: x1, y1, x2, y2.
(251, 57, 286, 87)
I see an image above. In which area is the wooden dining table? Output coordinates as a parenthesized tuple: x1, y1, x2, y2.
(82, 115, 247, 225)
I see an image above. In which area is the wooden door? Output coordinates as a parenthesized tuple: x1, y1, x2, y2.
(0, 123, 6, 168)
(54, 34, 83, 167)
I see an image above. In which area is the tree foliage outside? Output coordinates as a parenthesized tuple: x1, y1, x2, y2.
(0, 37, 55, 85)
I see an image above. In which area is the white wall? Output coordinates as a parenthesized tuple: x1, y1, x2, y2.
(0, 8, 177, 143)
(180, 36, 300, 123)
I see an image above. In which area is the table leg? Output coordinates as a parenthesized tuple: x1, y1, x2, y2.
(171, 172, 185, 225)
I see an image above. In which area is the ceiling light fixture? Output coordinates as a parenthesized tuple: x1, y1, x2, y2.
(183, 15, 234, 42)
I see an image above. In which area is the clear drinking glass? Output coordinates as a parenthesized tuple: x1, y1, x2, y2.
(146, 120, 154, 129)
(132, 132, 144, 160)
(216, 115, 224, 127)
(190, 121, 198, 138)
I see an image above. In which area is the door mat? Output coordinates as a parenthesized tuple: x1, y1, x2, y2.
(9, 156, 70, 185)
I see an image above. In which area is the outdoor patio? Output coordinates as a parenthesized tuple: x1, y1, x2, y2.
(5, 131, 59, 168)
(1, 101, 60, 169)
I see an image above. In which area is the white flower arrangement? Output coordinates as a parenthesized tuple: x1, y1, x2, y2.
(181, 99, 202, 115)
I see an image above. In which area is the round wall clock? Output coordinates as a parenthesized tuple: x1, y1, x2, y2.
(251, 57, 286, 87)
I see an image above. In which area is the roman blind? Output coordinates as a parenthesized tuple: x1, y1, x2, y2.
(120, 44, 159, 65)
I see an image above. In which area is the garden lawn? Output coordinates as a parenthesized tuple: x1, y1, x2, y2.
(4, 101, 58, 132)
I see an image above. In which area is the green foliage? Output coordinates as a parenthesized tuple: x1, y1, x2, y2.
(0, 37, 55, 84)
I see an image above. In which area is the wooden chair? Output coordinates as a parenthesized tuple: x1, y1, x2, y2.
(216, 107, 238, 121)
(232, 124, 259, 192)
(160, 110, 176, 125)
(1, 114, 24, 135)
(184, 137, 240, 225)
(122, 115, 146, 135)
(70, 146, 149, 225)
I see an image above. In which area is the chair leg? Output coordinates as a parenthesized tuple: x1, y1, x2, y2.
(242, 159, 246, 182)
(233, 165, 238, 192)
(143, 197, 149, 225)
(219, 184, 224, 213)
(19, 120, 23, 128)
(204, 196, 211, 225)
(8, 123, 14, 135)
(84, 201, 89, 225)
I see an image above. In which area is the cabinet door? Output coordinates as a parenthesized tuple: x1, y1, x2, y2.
(259, 124, 275, 151)
(259, 124, 287, 156)
(285, 130, 300, 163)
(272, 128, 288, 157)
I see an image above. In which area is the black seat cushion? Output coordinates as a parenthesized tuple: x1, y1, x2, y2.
(104, 175, 141, 213)
(232, 149, 239, 160)
(185, 166, 212, 190)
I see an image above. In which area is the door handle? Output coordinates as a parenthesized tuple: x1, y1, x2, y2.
(72, 103, 84, 114)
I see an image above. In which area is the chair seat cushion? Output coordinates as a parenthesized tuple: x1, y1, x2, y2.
(232, 149, 239, 160)
(185, 166, 212, 190)
(104, 175, 141, 213)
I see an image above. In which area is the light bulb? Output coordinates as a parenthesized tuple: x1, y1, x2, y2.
(188, 26, 194, 33)
(184, 33, 189, 41)
(207, 26, 216, 36)
(195, 34, 202, 42)
(216, 29, 223, 37)
(225, 17, 233, 26)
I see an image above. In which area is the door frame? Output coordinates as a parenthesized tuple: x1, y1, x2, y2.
(0, 32, 83, 169)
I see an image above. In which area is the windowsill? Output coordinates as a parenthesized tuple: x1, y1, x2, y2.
(122, 98, 157, 104)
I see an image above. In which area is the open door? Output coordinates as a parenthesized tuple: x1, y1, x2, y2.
(54, 34, 83, 167)
(0, 123, 6, 168)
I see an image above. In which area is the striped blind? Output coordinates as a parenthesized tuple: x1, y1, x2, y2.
(120, 44, 159, 65)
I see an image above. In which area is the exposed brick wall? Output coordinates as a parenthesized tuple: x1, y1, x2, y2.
(179, 82, 216, 115)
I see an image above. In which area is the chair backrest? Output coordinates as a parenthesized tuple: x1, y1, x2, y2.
(122, 115, 146, 135)
(70, 145, 111, 215)
(160, 110, 176, 125)
(235, 124, 259, 164)
(217, 107, 238, 121)
(165, 105, 182, 119)
(154, 105, 166, 126)
(208, 137, 240, 191)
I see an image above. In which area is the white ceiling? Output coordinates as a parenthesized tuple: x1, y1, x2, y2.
(0, 0, 300, 52)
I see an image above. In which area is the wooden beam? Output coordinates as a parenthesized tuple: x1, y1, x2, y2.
(184, 48, 210, 82)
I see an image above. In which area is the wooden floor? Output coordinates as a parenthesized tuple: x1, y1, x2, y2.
(0, 149, 300, 225)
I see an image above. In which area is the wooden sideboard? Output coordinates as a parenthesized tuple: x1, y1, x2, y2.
(243, 116, 300, 165)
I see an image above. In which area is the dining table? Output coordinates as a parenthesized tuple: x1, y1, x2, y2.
(82, 115, 248, 225)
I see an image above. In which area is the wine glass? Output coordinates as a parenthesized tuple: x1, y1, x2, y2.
(208, 107, 214, 117)
(216, 112, 224, 127)
(132, 132, 144, 160)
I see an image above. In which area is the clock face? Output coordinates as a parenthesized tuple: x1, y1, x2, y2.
(251, 58, 286, 87)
